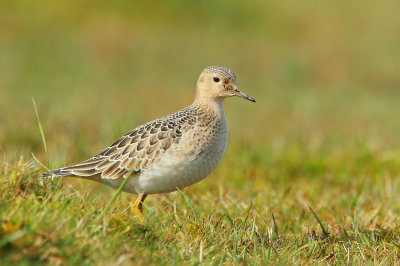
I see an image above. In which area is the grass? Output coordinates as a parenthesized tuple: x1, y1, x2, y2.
(1, 0, 400, 264)
(2, 145, 400, 264)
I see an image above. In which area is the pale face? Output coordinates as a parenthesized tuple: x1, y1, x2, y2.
(196, 70, 255, 103)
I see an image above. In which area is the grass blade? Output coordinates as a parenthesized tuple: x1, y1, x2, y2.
(391, 240, 400, 250)
(96, 169, 135, 222)
(241, 201, 253, 227)
(271, 210, 280, 239)
(307, 203, 329, 239)
(32, 97, 49, 168)
(177, 189, 199, 221)
(0, 230, 26, 248)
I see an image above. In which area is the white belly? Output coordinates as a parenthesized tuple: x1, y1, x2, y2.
(127, 151, 223, 194)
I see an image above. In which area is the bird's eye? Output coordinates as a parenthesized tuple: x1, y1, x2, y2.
(213, 77, 220, 82)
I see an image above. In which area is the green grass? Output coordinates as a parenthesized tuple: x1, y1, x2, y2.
(1, 0, 400, 264)
(2, 143, 400, 264)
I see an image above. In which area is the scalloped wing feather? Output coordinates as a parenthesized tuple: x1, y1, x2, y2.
(57, 119, 184, 180)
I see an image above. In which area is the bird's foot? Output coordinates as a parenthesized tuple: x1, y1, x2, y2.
(132, 194, 147, 222)
(132, 205, 145, 222)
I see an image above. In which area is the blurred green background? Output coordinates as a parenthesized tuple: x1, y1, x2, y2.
(1, 0, 399, 165)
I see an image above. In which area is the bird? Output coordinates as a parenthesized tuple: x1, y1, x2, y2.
(43, 66, 255, 221)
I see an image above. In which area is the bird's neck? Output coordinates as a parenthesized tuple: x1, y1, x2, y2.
(192, 96, 225, 119)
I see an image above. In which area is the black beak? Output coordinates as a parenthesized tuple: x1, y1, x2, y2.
(234, 86, 256, 102)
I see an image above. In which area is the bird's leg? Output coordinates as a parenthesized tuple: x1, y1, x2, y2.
(132, 194, 148, 221)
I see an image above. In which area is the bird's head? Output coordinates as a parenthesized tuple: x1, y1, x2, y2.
(195, 66, 255, 103)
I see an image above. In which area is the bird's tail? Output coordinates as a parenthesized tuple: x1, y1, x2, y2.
(40, 168, 73, 180)
(40, 156, 109, 180)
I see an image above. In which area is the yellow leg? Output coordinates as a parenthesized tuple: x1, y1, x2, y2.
(132, 194, 147, 221)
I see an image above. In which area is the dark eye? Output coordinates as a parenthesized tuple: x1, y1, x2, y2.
(213, 77, 220, 82)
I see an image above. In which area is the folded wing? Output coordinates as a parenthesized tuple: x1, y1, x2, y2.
(48, 119, 183, 179)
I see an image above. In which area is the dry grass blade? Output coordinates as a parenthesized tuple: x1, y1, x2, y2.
(31, 152, 50, 172)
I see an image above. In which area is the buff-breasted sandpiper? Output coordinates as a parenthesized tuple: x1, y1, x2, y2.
(44, 66, 255, 221)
